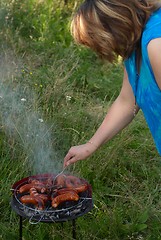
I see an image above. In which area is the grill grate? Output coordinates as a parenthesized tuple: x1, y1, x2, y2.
(11, 174, 93, 223)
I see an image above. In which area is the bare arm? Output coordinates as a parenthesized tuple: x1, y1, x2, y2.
(64, 68, 139, 167)
(148, 38, 161, 90)
(88, 68, 139, 147)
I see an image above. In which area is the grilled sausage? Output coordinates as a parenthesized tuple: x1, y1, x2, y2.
(28, 179, 42, 184)
(74, 184, 88, 193)
(65, 175, 82, 186)
(28, 178, 53, 187)
(29, 187, 49, 201)
(20, 195, 45, 210)
(55, 184, 88, 195)
(52, 191, 79, 208)
(44, 178, 53, 186)
(19, 183, 46, 194)
(55, 188, 78, 196)
(55, 174, 66, 188)
(64, 178, 88, 193)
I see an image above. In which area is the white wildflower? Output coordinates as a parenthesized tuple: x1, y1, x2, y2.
(38, 118, 44, 123)
(21, 98, 27, 102)
(66, 95, 72, 101)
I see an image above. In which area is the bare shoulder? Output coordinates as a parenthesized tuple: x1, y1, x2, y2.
(147, 38, 161, 90)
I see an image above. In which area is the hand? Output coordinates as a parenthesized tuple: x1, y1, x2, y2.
(63, 142, 97, 167)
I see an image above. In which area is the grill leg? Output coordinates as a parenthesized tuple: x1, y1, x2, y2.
(19, 216, 23, 240)
(19, 216, 76, 240)
(72, 219, 76, 239)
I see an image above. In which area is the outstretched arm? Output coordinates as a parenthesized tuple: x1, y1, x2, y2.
(64, 68, 139, 167)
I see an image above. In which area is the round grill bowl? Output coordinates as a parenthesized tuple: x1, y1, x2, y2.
(11, 173, 93, 223)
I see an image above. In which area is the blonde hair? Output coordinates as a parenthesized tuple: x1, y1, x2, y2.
(71, 0, 160, 62)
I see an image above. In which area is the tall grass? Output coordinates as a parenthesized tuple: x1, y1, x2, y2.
(0, 1, 161, 239)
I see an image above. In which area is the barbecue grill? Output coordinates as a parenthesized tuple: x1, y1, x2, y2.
(11, 173, 93, 239)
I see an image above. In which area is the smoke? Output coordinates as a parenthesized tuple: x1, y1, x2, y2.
(0, 51, 63, 174)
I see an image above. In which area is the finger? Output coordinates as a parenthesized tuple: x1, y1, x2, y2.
(64, 151, 74, 162)
(64, 156, 77, 167)
(64, 153, 74, 167)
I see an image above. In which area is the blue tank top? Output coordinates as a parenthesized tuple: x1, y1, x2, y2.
(124, 8, 161, 155)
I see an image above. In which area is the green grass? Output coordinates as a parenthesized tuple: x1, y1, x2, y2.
(0, 1, 161, 239)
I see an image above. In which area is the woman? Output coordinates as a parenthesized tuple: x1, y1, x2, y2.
(64, 0, 161, 167)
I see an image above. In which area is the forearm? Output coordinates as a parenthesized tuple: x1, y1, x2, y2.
(88, 96, 138, 149)
(63, 69, 139, 167)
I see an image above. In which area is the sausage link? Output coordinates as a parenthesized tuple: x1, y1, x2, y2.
(55, 174, 66, 188)
(52, 192, 79, 208)
(20, 195, 45, 210)
(65, 175, 82, 186)
(30, 187, 49, 201)
(64, 179, 88, 193)
(55, 188, 78, 196)
(20, 195, 37, 205)
(19, 183, 46, 194)
(28, 179, 42, 184)
(74, 184, 88, 193)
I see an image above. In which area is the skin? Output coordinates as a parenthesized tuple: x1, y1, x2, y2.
(63, 38, 161, 168)
(64, 69, 139, 167)
(148, 38, 161, 90)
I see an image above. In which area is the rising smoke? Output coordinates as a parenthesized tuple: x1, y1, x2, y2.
(0, 50, 63, 174)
